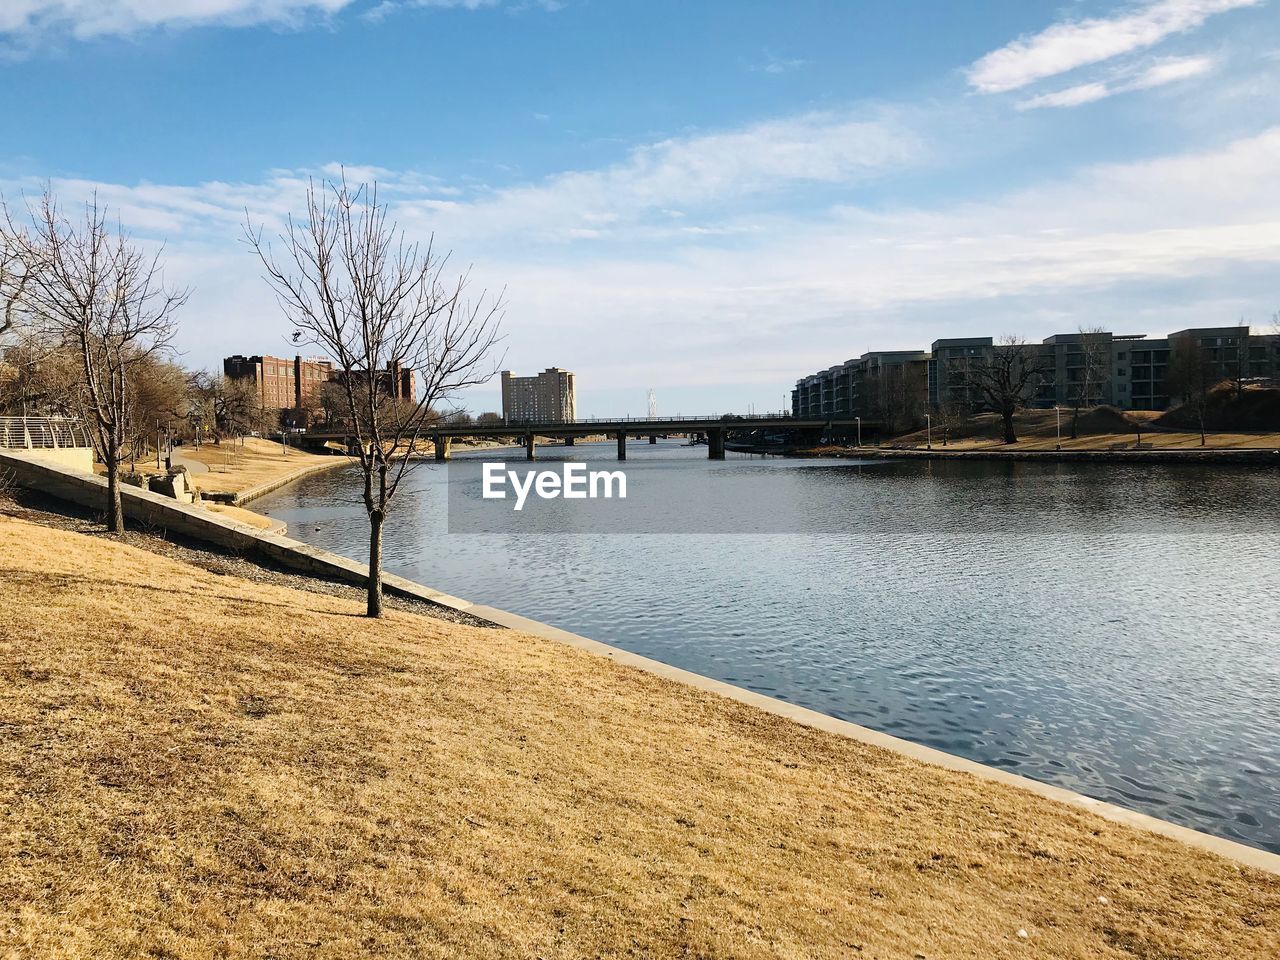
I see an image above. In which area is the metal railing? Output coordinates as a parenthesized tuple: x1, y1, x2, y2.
(0, 417, 94, 450)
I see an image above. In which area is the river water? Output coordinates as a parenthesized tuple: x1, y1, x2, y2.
(254, 441, 1280, 854)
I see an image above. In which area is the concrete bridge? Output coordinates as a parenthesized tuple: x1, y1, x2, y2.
(299, 415, 877, 461)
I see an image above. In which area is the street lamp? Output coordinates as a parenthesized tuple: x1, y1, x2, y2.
(855, 416, 862, 447)
(926, 413, 932, 450)
(1055, 405, 1062, 450)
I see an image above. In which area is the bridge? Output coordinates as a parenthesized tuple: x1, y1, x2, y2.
(299, 414, 877, 461)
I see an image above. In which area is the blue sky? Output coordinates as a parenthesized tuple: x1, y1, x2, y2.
(3, 0, 1278, 416)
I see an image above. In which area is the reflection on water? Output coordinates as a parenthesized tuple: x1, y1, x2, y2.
(255, 441, 1280, 854)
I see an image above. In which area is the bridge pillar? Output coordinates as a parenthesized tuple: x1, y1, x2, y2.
(564, 436, 575, 447)
(525, 433, 536, 461)
(616, 431, 627, 461)
(649, 434, 657, 444)
(708, 427, 725, 460)
(434, 436, 450, 462)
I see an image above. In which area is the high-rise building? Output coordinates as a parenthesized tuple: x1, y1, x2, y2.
(500, 368, 576, 423)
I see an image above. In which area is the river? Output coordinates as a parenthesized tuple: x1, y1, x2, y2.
(254, 440, 1280, 854)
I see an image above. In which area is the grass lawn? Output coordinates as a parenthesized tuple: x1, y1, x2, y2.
(173, 437, 344, 497)
(889, 408, 1280, 452)
(1, 516, 1276, 958)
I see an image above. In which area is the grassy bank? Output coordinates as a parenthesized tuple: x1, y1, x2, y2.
(888, 407, 1280, 453)
(171, 437, 345, 499)
(1, 516, 1277, 958)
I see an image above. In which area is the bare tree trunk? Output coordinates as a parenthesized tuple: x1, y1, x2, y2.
(1002, 408, 1017, 444)
(1070, 400, 1081, 440)
(367, 508, 384, 618)
(105, 437, 124, 534)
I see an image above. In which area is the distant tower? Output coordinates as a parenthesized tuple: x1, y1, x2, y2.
(647, 389, 657, 418)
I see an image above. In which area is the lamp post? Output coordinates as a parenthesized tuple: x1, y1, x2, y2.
(926, 414, 932, 450)
(1055, 405, 1062, 450)
(855, 416, 862, 447)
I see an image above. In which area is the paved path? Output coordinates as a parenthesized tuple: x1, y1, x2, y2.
(170, 448, 209, 475)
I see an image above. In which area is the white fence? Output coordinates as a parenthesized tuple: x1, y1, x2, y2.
(0, 417, 93, 450)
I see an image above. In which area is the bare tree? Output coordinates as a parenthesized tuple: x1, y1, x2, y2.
(247, 176, 504, 617)
(1229, 319, 1250, 401)
(3, 189, 187, 531)
(932, 394, 968, 446)
(188, 369, 260, 441)
(959, 336, 1048, 444)
(1069, 325, 1110, 440)
(0, 233, 31, 340)
(1167, 337, 1216, 446)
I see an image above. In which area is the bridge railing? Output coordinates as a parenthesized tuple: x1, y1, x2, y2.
(0, 417, 94, 450)
(435, 413, 797, 428)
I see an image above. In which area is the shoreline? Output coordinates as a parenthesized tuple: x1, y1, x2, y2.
(4, 447, 1278, 875)
(792, 445, 1280, 465)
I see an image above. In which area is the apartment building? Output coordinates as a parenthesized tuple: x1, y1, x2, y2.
(500, 368, 576, 423)
(223, 354, 417, 421)
(223, 354, 334, 411)
(794, 325, 1278, 418)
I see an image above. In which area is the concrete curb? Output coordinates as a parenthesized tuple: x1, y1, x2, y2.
(4, 448, 1277, 877)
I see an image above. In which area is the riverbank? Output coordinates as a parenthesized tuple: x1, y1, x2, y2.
(2, 512, 1277, 957)
(167, 437, 350, 503)
(800, 445, 1280, 465)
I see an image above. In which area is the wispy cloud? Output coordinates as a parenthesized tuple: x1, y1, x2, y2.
(9, 121, 1278, 394)
(0, 1, 357, 41)
(0, 0, 560, 47)
(1017, 54, 1216, 109)
(967, 0, 1260, 94)
(754, 53, 809, 75)
(411, 109, 926, 243)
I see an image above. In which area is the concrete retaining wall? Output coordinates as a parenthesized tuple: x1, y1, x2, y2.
(0, 449, 471, 611)
(2, 447, 94, 474)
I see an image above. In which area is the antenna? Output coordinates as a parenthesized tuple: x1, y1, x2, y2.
(647, 389, 657, 418)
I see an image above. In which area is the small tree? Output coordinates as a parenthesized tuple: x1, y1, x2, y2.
(1168, 337, 1215, 446)
(959, 336, 1048, 444)
(3, 190, 187, 532)
(1069, 325, 1110, 440)
(1229, 319, 1250, 401)
(247, 176, 504, 617)
(933, 395, 968, 446)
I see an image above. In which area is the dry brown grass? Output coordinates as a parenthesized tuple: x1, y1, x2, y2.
(177, 438, 340, 496)
(891, 408, 1280, 452)
(203, 503, 279, 530)
(1, 517, 1276, 959)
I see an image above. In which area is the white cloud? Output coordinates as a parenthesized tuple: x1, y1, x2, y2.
(967, 0, 1260, 94)
(1018, 81, 1114, 109)
(0, 0, 558, 45)
(1133, 52, 1218, 85)
(420, 110, 925, 243)
(1017, 54, 1216, 109)
(755, 54, 809, 75)
(0, 1, 357, 40)
(7, 123, 1279, 402)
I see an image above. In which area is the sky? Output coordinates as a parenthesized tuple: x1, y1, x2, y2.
(2, 0, 1278, 417)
